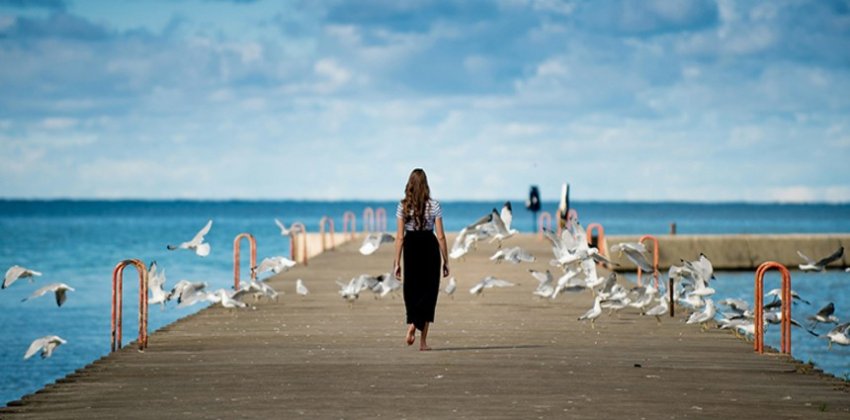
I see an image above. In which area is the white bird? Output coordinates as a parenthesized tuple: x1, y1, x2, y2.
(683, 253, 715, 283)
(147, 261, 170, 307)
(686, 299, 717, 330)
(21, 283, 75, 307)
(359, 233, 395, 256)
(208, 288, 248, 309)
(808, 302, 839, 327)
(797, 246, 844, 272)
(644, 295, 670, 323)
(296, 279, 309, 296)
(3, 265, 42, 289)
(529, 269, 555, 298)
(167, 220, 213, 257)
(578, 296, 603, 328)
(807, 322, 850, 350)
(274, 218, 293, 236)
(490, 246, 535, 264)
(443, 277, 457, 297)
(234, 279, 279, 301)
(375, 273, 402, 298)
(254, 256, 296, 275)
(169, 280, 208, 307)
(610, 242, 655, 273)
(765, 288, 810, 305)
(24, 335, 67, 360)
(469, 276, 515, 295)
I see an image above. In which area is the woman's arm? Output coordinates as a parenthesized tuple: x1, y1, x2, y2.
(435, 217, 450, 278)
(393, 216, 405, 279)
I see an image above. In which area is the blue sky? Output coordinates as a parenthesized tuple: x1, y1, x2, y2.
(1, 0, 849, 202)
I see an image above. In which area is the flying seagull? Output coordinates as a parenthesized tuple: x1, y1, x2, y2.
(3, 265, 42, 289)
(167, 220, 213, 257)
(21, 283, 75, 307)
(797, 246, 844, 272)
(24, 335, 67, 360)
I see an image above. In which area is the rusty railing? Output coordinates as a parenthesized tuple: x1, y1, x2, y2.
(754, 262, 792, 355)
(233, 233, 257, 291)
(111, 259, 148, 352)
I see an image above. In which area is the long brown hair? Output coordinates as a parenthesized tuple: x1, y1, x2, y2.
(401, 168, 431, 230)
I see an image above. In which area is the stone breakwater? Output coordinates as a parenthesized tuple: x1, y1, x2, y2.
(602, 234, 850, 271)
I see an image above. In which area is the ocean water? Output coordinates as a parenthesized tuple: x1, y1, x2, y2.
(1, 199, 849, 405)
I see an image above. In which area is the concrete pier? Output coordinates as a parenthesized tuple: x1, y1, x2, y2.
(3, 234, 849, 419)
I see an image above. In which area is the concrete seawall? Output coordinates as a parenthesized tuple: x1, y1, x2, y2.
(601, 234, 850, 271)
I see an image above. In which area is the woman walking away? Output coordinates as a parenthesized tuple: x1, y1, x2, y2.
(393, 168, 450, 351)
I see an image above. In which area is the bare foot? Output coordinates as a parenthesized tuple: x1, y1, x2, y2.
(419, 345, 432, 351)
(406, 325, 415, 346)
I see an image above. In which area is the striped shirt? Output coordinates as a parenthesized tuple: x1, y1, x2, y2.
(396, 199, 442, 231)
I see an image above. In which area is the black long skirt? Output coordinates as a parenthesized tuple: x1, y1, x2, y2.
(402, 230, 441, 331)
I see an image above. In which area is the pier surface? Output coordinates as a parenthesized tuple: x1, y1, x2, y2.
(3, 235, 849, 419)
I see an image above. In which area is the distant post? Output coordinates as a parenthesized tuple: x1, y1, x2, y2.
(670, 222, 677, 235)
(526, 186, 541, 232)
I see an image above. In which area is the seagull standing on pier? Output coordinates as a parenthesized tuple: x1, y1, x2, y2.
(578, 296, 603, 328)
(296, 279, 309, 296)
(167, 220, 213, 257)
(3, 265, 42, 289)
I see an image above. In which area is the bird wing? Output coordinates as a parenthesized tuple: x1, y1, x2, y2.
(22, 283, 57, 301)
(500, 202, 513, 231)
(796, 250, 815, 264)
(274, 218, 290, 235)
(817, 302, 835, 318)
(190, 220, 213, 245)
(465, 213, 493, 231)
(24, 337, 47, 360)
(56, 288, 69, 307)
(815, 246, 844, 267)
(623, 247, 655, 272)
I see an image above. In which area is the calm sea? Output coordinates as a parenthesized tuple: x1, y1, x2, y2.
(1, 200, 849, 404)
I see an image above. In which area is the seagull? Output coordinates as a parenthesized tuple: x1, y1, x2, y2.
(169, 280, 208, 307)
(686, 299, 717, 331)
(807, 322, 850, 350)
(254, 256, 296, 275)
(147, 261, 170, 307)
(610, 242, 655, 273)
(578, 296, 603, 329)
(490, 246, 535, 264)
(808, 302, 839, 327)
(375, 273, 402, 298)
(765, 288, 810, 305)
(529, 269, 555, 298)
(167, 220, 212, 257)
(234, 279, 279, 301)
(797, 246, 844, 272)
(274, 218, 293, 236)
(469, 276, 515, 295)
(359, 233, 395, 256)
(208, 288, 248, 309)
(444, 277, 457, 297)
(487, 204, 519, 247)
(21, 283, 75, 307)
(683, 253, 715, 283)
(296, 279, 309, 296)
(24, 335, 67, 360)
(644, 295, 670, 323)
(3, 265, 42, 289)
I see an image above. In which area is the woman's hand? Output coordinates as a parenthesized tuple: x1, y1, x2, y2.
(394, 263, 402, 280)
(442, 262, 450, 278)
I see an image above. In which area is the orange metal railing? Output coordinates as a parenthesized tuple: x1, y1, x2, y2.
(111, 259, 148, 352)
(537, 211, 552, 240)
(375, 207, 387, 232)
(637, 234, 659, 288)
(289, 222, 308, 266)
(363, 207, 375, 233)
(585, 223, 607, 257)
(343, 211, 357, 240)
(754, 262, 792, 355)
(319, 216, 336, 251)
(233, 233, 257, 291)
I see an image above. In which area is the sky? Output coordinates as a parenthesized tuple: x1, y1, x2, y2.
(0, 0, 849, 202)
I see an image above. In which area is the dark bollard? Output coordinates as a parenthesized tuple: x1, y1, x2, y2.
(670, 222, 677, 235)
